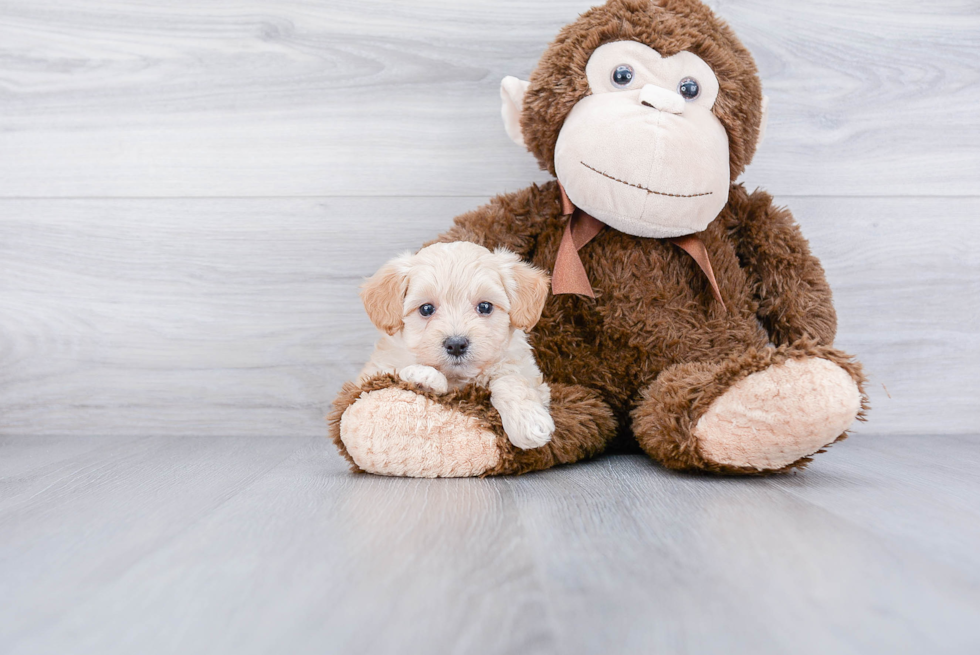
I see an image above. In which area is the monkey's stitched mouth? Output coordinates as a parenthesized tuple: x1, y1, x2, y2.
(580, 162, 713, 199)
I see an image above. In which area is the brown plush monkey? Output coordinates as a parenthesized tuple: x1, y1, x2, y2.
(329, 0, 867, 477)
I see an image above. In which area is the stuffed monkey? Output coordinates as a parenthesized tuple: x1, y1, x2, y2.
(329, 0, 867, 477)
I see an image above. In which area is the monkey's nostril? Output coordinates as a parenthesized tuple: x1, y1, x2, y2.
(638, 84, 685, 115)
(443, 336, 469, 358)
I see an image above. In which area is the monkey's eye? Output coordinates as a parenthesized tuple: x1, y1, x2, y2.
(678, 77, 700, 100)
(476, 301, 494, 316)
(611, 64, 635, 88)
(419, 303, 435, 317)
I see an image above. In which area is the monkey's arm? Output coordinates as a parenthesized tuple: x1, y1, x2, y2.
(429, 182, 560, 257)
(727, 186, 837, 346)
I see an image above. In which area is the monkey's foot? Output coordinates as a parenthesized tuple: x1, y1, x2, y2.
(694, 357, 862, 471)
(328, 375, 617, 477)
(340, 387, 500, 478)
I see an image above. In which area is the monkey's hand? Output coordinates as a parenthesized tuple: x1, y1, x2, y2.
(397, 365, 450, 395)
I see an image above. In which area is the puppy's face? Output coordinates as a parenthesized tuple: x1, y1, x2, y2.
(361, 242, 550, 381)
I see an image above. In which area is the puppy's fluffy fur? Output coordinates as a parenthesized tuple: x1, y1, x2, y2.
(358, 242, 554, 449)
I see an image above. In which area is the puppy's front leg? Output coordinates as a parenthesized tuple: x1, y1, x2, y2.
(398, 364, 450, 395)
(489, 375, 555, 450)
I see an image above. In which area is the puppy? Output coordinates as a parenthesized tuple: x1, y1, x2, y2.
(357, 241, 554, 450)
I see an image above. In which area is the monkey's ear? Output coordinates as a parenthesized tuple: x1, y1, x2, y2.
(500, 76, 530, 147)
(360, 257, 410, 336)
(756, 95, 770, 150)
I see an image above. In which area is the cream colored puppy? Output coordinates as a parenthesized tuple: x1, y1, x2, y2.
(357, 242, 554, 450)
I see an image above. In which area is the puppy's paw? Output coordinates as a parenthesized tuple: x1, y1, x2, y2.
(398, 364, 449, 395)
(499, 401, 555, 450)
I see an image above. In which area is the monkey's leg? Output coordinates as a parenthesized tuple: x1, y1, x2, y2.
(328, 375, 616, 477)
(630, 344, 867, 474)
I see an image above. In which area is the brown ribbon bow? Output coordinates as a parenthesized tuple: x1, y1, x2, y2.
(552, 183, 725, 311)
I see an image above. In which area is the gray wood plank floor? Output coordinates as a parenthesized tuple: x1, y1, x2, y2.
(1, 435, 978, 654)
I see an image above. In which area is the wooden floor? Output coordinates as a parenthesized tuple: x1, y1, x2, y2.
(2, 434, 978, 654)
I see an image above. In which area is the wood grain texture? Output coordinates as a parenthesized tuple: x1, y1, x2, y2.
(0, 435, 310, 649)
(2, 3, 977, 651)
(1, 195, 977, 438)
(769, 433, 980, 579)
(1, 435, 978, 654)
(0, 196, 471, 437)
(0, 0, 977, 198)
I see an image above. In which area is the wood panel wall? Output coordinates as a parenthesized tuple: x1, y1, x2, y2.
(1, 0, 978, 437)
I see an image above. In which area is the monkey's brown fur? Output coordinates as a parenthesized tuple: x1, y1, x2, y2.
(328, 0, 867, 475)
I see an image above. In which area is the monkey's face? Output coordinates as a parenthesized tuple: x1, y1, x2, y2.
(554, 41, 730, 238)
(500, 1, 769, 238)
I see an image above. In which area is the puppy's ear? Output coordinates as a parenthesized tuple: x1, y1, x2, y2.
(360, 257, 410, 335)
(504, 257, 551, 331)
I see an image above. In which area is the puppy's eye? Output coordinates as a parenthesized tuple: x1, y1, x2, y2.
(419, 303, 435, 317)
(611, 64, 634, 88)
(476, 301, 493, 316)
(678, 77, 700, 100)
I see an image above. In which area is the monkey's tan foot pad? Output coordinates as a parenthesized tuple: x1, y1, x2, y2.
(694, 357, 862, 471)
(340, 388, 500, 477)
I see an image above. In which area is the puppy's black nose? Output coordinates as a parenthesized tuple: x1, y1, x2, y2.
(443, 336, 469, 358)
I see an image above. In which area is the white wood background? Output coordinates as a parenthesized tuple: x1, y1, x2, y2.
(1, 0, 978, 438)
